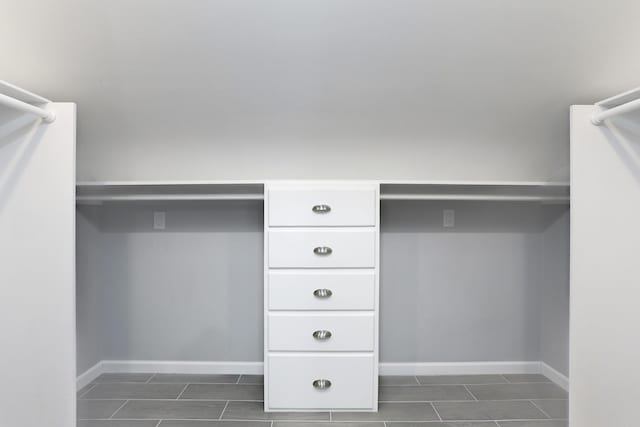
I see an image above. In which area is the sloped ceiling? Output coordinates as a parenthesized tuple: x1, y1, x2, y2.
(2, 0, 639, 181)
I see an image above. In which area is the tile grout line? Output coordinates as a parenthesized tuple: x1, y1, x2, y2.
(463, 384, 478, 401)
(529, 399, 552, 419)
(108, 399, 129, 419)
(219, 400, 230, 420)
(430, 402, 443, 422)
(175, 383, 190, 400)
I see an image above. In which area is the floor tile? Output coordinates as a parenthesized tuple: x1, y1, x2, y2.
(83, 383, 186, 399)
(433, 401, 548, 421)
(150, 374, 239, 384)
(380, 376, 419, 386)
(379, 385, 474, 401)
(181, 384, 263, 400)
(387, 423, 496, 427)
(113, 400, 226, 419)
(332, 402, 439, 421)
(222, 401, 329, 420)
(532, 400, 568, 419)
(93, 373, 155, 383)
(77, 400, 127, 419)
(160, 422, 270, 427)
(466, 384, 567, 400)
(502, 375, 551, 384)
(238, 375, 264, 385)
(78, 421, 160, 427)
(273, 423, 384, 427)
(417, 375, 507, 385)
(497, 422, 567, 427)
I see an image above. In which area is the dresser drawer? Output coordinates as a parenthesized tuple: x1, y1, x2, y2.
(268, 312, 374, 351)
(268, 229, 376, 268)
(268, 354, 375, 410)
(268, 271, 375, 310)
(268, 186, 376, 227)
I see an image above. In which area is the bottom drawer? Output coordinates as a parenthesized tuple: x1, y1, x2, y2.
(267, 354, 375, 410)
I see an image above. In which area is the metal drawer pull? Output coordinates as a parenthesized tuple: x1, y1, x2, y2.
(313, 288, 333, 298)
(313, 246, 332, 256)
(312, 379, 332, 390)
(312, 330, 332, 340)
(312, 204, 331, 214)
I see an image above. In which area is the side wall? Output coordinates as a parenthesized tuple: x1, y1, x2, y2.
(570, 106, 640, 426)
(540, 211, 570, 377)
(76, 207, 104, 374)
(0, 104, 76, 427)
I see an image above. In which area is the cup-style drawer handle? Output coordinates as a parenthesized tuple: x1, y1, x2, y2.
(312, 379, 332, 390)
(313, 288, 333, 298)
(312, 204, 331, 214)
(312, 330, 332, 340)
(313, 246, 333, 256)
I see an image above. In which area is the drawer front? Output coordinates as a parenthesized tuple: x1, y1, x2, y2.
(269, 271, 375, 310)
(268, 229, 376, 268)
(268, 354, 375, 409)
(268, 313, 374, 351)
(268, 187, 376, 227)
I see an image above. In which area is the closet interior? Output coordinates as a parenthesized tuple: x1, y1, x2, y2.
(76, 180, 570, 391)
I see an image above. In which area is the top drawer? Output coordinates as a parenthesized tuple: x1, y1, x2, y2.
(268, 186, 377, 227)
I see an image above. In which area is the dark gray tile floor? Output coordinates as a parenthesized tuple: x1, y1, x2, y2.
(77, 374, 568, 427)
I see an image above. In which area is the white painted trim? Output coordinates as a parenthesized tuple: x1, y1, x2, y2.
(378, 361, 541, 376)
(541, 362, 570, 392)
(101, 360, 264, 375)
(76, 361, 104, 390)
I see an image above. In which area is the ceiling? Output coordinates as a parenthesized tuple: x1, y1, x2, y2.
(2, 0, 640, 181)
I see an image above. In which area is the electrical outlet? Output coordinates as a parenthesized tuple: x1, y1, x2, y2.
(153, 211, 166, 230)
(443, 209, 455, 228)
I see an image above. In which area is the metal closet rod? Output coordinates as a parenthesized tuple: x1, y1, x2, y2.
(592, 97, 640, 126)
(0, 92, 55, 123)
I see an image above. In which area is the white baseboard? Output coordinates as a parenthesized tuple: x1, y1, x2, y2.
(541, 362, 570, 391)
(77, 360, 569, 391)
(378, 361, 540, 376)
(100, 360, 264, 375)
(77, 361, 104, 390)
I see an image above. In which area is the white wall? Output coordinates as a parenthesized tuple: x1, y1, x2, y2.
(3, 0, 640, 182)
(76, 208, 104, 373)
(540, 211, 570, 376)
(77, 202, 264, 364)
(76, 200, 569, 372)
(570, 107, 640, 427)
(0, 104, 76, 427)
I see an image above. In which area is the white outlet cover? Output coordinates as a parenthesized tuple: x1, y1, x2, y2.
(443, 209, 455, 228)
(153, 211, 166, 230)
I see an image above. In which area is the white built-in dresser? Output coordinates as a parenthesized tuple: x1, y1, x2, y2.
(264, 182, 380, 411)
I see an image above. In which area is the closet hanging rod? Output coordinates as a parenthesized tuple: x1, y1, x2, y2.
(592, 97, 640, 126)
(0, 92, 55, 123)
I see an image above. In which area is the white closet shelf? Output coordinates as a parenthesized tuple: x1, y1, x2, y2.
(380, 181, 569, 203)
(77, 180, 569, 204)
(76, 181, 265, 204)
